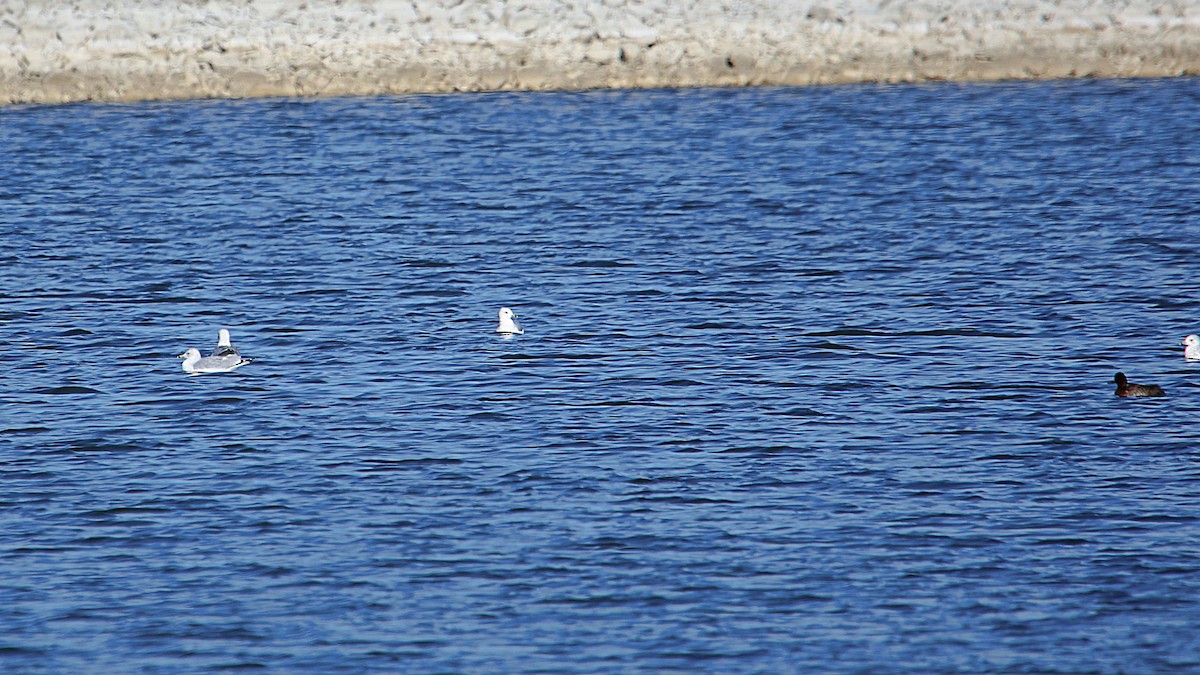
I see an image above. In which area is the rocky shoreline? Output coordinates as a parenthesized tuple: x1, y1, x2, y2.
(3, 0, 1198, 105)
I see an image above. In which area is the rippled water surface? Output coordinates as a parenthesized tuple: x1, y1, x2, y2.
(3, 79, 1200, 672)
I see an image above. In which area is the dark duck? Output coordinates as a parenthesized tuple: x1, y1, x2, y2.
(1113, 372, 1165, 397)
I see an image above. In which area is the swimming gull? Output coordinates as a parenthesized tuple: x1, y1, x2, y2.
(1182, 334, 1200, 361)
(496, 307, 523, 334)
(213, 328, 241, 358)
(1112, 372, 1164, 397)
(179, 329, 253, 374)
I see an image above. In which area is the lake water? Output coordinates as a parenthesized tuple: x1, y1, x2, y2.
(2, 78, 1199, 672)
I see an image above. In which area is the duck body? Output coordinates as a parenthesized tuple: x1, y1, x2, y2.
(1113, 372, 1165, 397)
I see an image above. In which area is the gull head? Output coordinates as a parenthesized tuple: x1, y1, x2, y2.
(218, 329, 232, 347)
(178, 348, 202, 373)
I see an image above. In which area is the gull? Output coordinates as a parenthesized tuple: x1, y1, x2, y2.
(496, 307, 524, 335)
(496, 307, 523, 334)
(1182, 334, 1200, 361)
(213, 328, 241, 358)
(179, 329, 253, 374)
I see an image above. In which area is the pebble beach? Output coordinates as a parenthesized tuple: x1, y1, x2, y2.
(2, 0, 1198, 104)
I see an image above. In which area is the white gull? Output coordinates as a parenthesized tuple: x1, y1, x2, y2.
(1182, 334, 1200, 361)
(496, 307, 523, 335)
(179, 329, 253, 374)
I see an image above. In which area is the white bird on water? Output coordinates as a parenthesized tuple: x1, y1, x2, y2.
(496, 307, 523, 335)
(1183, 334, 1200, 361)
(213, 328, 240, 358)
(178, 328, 253, 374)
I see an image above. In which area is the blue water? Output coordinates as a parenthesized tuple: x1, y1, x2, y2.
(3, 78, 1200, 672)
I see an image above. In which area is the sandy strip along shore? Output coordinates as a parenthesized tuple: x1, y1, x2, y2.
(2, 0, 1198, 105)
